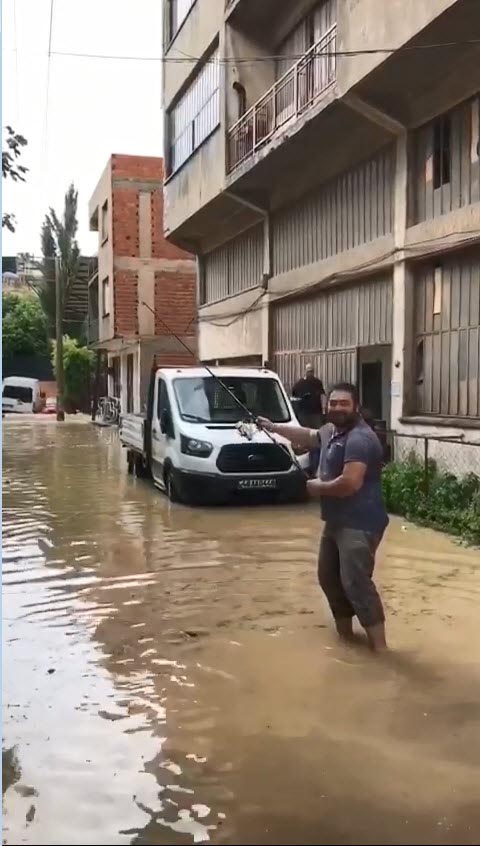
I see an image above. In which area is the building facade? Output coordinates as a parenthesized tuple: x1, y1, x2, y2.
(162, 0, 480, 456)
(88, 154, 197, 415)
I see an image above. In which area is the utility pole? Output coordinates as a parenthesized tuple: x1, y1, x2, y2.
(55, 257, 65, 421)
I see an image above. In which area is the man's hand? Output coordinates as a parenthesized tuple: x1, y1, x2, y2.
(257, 416, 275, 433)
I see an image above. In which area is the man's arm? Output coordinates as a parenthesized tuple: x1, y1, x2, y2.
(307, 462, 366, 498)
(307, 431, 370, 498)
(257, 418, 319, 450)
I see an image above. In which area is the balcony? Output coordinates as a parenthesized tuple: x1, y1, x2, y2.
(227, 25, 336, 174)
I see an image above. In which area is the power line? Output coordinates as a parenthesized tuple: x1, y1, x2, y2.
(29, 37, 480, 64)
(42, 0, 55, 164)
(13, 0, 20, 126)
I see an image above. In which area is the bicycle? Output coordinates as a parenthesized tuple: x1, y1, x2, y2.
(97, 396, 120, 426)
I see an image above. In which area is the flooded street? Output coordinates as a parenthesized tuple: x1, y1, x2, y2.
(3, 417, 480, 845)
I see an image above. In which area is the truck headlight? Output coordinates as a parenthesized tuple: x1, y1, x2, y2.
(180, 435, 213, 458)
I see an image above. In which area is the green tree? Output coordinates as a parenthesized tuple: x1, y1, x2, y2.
(51, 336, 94, 411)
(29, 184, 82, 340)
(2, 126, 28, 233)
(2, 292, 49, 359)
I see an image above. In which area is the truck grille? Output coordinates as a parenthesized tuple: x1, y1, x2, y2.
(217, 443, 292, 474)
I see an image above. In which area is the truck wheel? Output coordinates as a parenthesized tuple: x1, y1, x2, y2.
(165, 469, 182, 504)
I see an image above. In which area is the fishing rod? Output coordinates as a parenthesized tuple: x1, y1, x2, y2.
(140, 301, 309, 479)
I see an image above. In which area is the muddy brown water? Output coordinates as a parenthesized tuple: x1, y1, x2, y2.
(2, 417, 480, 845)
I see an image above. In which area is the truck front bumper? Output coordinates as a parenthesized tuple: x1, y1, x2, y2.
(172, 467, 307, 506)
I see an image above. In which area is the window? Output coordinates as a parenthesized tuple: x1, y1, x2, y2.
(102, 277, 110, 317)
(168, 48, 220, 175)
(101, 201, 108, 243)
(433, 115, 451, 189)
(157, 380, 172, 416)
(173, 376, 291, 423)
(166, 0, 196, 45)
(3, 385, 33, 403)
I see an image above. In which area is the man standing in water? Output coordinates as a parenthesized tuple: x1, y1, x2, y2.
(258, 383, 388, 651)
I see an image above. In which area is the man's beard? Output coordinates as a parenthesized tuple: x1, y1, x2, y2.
(327, 410, 358, 430)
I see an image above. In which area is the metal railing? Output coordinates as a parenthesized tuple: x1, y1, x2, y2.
(227, 25, 336, 173)
(389, 431, 480, 494)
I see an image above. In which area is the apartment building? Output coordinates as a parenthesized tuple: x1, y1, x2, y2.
(162, 0, 480, 457)
(88, 154, 197, 415)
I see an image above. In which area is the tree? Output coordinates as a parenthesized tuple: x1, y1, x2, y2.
(33, 184, 82, 420)
(2, 126, 28, 233)
(2, 292, 49, 359)
(51, 336, 94, 412)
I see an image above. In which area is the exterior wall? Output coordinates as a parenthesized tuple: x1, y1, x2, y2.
(89, 155, 198, 384)
(413, 247, 480, 420)
(164, 132, 225, 240)
(271, 274, 393, 390)
(163, 0, 225, 106)
(202, 223, 264, 304)
(198, 289, 267, 362)
(88, 159, 114, 343)
(336, 0, 458, 95)
(272, 146, 394, 275)
(411, 94, 480, 224)
(163, 0, 480, 472)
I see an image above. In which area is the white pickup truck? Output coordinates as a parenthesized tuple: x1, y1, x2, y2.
(119, 365, 308, 506)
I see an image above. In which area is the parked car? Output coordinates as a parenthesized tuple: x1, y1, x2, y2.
(120, 366, 309, 506)
(41, 397, 57, 415)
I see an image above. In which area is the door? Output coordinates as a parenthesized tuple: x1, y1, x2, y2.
(151, 378, 171, 486)
(361, 361, 383, 421)
(126, 354, 134, 414)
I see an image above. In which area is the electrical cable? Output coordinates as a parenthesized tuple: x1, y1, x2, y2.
(41, 38, 480, 64)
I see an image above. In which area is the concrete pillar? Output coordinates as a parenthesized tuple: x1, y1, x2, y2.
(261, 295, 270, 366)
(390, 131, 410, 429)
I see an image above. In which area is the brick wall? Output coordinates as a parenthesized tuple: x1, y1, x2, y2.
(154, 271, 197, 337)
(112, 186, 140, 257)
(111, 154, 163, 182)
(156, 352, 196, 367)
(114, 270, 138, 336)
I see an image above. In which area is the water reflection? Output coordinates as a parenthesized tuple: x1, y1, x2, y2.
(3, 417, 480, 845)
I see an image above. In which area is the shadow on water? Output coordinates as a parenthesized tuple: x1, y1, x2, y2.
(2, 417, 480, 845)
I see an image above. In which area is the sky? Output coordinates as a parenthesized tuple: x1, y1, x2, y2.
(2, 0, 163, 258)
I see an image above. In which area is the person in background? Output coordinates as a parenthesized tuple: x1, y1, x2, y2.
(258, 383, 388, 651)
(292, 364, 326, 477)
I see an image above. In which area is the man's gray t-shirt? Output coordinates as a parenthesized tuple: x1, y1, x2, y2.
(318, 420, 389, 536)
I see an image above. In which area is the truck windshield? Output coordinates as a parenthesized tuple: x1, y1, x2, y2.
(3, 385, 33, 403)
(173, 377, 291, 423)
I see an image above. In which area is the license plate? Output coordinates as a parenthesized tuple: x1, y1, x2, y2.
(238, 478, 277, 490)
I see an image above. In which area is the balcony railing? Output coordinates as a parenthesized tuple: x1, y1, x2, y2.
(227, 25, 337, 173)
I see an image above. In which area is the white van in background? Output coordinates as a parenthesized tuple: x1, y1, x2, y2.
(2, 377, 43, 414)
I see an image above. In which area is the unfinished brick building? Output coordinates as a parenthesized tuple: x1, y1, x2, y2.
(88, 154, 197, 414)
